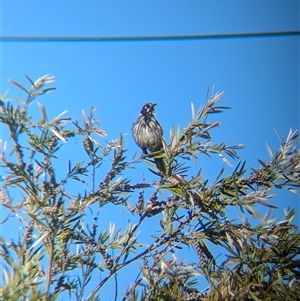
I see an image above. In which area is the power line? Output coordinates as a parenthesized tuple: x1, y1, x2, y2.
(1, 30, 299, 42)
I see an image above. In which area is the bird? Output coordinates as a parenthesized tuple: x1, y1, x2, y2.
(132, 103, 165, 173)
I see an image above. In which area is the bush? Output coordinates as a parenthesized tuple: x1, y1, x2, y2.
(0, 75, 299, 301)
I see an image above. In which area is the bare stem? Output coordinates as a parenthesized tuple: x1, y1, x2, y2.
(44, 237, 54, 300)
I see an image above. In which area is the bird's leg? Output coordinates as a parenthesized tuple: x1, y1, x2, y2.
(141, 148, 148, 155)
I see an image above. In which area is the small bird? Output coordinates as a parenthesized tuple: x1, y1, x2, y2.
(132, 103, 165, 173)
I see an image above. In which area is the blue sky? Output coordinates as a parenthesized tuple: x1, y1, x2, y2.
(1, 0, 299, 299)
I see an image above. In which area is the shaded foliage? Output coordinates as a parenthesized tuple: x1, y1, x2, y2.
(0, 75, 299, 301)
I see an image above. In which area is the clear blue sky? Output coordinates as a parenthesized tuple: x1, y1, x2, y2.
(1, 0, 299, 299)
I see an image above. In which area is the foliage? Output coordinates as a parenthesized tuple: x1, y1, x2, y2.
(0, 75, 299, 301)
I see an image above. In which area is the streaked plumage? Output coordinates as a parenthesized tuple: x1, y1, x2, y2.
(132, 103, 165, 172)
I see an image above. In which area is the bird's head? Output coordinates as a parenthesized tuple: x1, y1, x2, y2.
(140, 103, 157, 117)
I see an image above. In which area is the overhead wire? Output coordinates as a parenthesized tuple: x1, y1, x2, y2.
(1, 30, 299, 42)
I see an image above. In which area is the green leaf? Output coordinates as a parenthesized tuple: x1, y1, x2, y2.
(31, 232, 49, 249)
(25, 74, 35, 87)
(288, 188, 300, 195)
(191, 102, 195, 120)
(266, 142, 274, 159)
(8, 79, 29, 94)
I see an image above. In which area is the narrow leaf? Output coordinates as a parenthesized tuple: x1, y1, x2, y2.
(31, 232, 49, 249)
(8, 79, 29, 94)
(266, 142, 273, 159)
(191, 102, 195, 120)
(219, 153, 233, 167)
(37, 102, 48, 122)
(50, 128, 66, 143)
(25, 74, 35, 87)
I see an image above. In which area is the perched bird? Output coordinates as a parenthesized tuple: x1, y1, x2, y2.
(132, 103, 165, 173)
